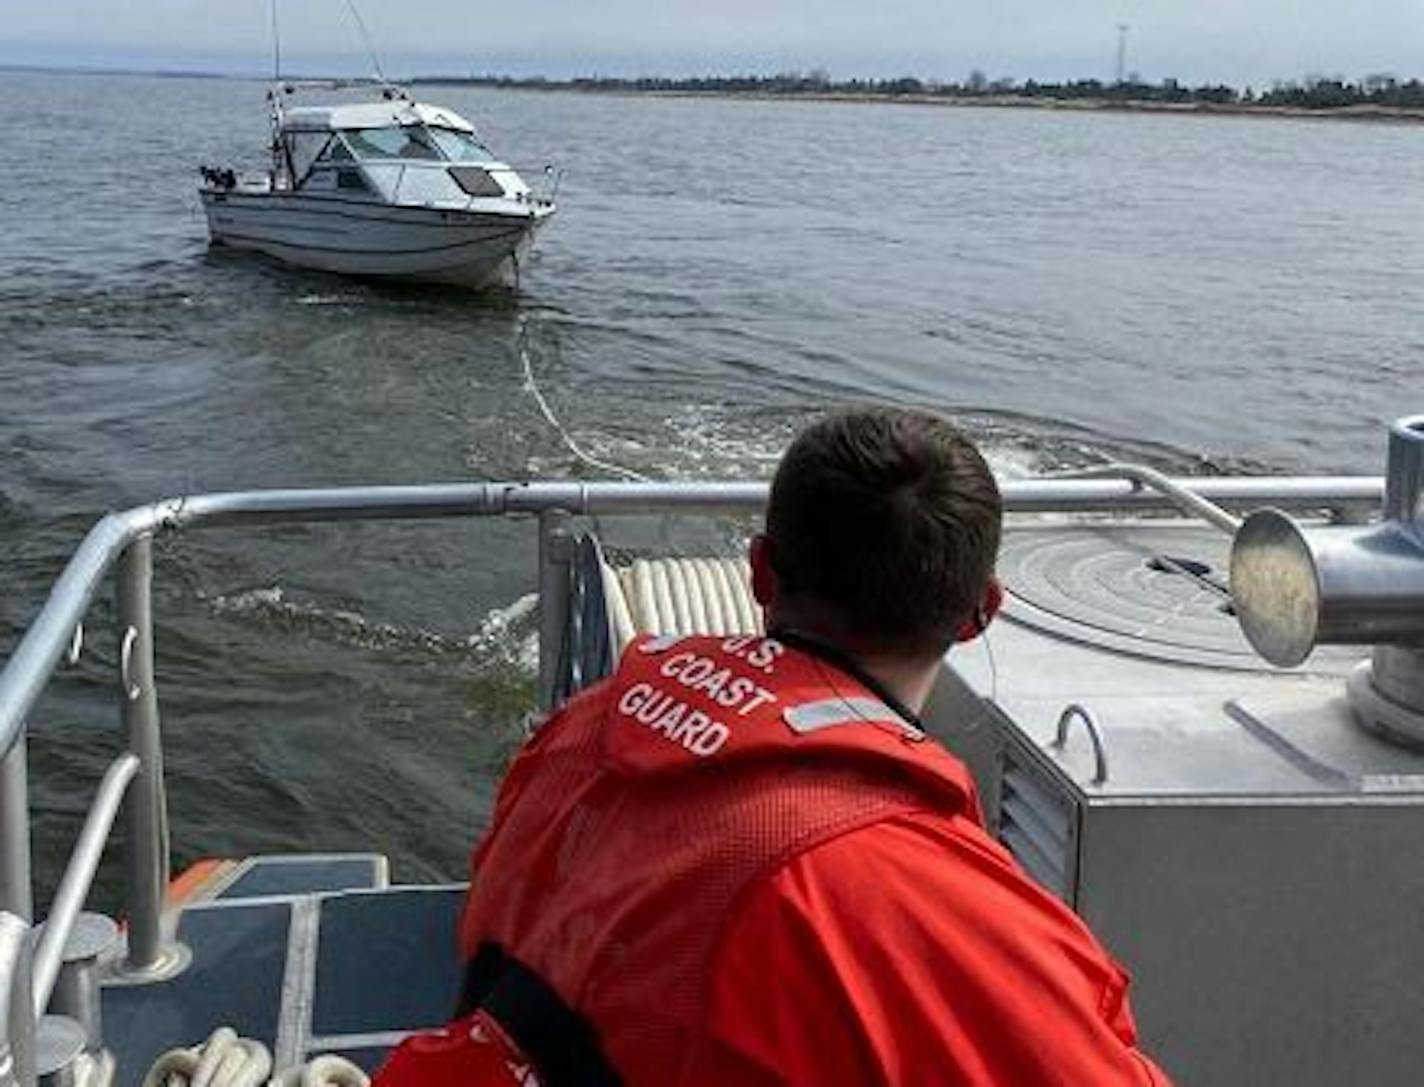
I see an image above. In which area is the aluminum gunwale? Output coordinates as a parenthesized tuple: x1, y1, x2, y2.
(0, 474, 1384, 763)
(0, 504, 175, 763)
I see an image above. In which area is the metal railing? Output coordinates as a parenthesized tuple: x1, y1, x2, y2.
(0, 471, 1384, 1078)
(1050, 463, 1244, 534)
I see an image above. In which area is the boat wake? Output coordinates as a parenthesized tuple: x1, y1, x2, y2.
(204, 584, 537, 673)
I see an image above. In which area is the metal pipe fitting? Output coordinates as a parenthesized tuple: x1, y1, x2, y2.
(0, 912, 36, 1087)
(1231, 415, 1424, 746)
(1233, 417, 1424, 666)
(1052, 463, 1242, 535)
(115, 538, 171, 977)
(1383, 414, 1424, 525)
(33, 1018, 83, 1087)
(33, 762, 135, 1017)
(1230, 513, 1424, 666)
(536, 510, 574, 713)
(49, 915, 116, 1056)
(0, 745, 32, 926)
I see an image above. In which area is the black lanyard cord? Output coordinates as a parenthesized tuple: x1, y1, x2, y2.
(768, 626, 926, 737)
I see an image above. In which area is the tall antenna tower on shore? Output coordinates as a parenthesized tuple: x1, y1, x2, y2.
(1115, 24, 1129, 84)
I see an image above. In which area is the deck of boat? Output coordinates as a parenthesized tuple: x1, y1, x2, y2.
(103, 856, 464, 1084)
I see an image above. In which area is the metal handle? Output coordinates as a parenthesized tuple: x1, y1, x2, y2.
(118, 629, 140, 703)
(1052, 704, 1109, 784)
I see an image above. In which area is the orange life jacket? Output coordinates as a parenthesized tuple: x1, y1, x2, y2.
(458, 633, 979, 1083)
(373, 1010, 535, 1085)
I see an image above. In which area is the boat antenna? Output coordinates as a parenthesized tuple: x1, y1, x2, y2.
(270, 0, 282, 81)
(341, 0, 389, 85)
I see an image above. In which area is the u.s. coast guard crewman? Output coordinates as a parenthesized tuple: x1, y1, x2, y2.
(374, 407, 1172, 1085)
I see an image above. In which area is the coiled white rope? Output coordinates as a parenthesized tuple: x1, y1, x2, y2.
(271, 1055, 368, 1087)
(607, 556, 762, 652)
(142, 1028, 368, 1087)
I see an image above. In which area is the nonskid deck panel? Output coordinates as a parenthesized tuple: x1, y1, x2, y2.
(213, 855, 388, 901)
(106, 902, 290, 1087)
(103, 856, 464, 1085)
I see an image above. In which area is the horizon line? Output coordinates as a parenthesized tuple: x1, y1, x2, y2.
(4, 59, 1415, 93)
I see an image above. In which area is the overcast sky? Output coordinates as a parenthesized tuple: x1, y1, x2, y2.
(5, 1, 1424, 88)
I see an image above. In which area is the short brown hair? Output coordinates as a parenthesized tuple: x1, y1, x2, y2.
(766, 407, 1002, 655)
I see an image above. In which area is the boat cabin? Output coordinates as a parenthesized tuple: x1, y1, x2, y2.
(273, 101, 530, 205)
(197, 86, 554, 288)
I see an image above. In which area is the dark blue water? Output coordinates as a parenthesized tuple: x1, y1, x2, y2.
(4, 70, 1423, 899)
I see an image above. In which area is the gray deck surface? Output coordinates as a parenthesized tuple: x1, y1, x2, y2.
(218, 857, 384, 901)
(311, 888, 464, 1038)
(106, 902, 290, 1087)
(104, 857, 464, 1086)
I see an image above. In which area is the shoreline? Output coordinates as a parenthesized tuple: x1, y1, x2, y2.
(417, 81, 1424, 124)
(7, 64, 1423, 124)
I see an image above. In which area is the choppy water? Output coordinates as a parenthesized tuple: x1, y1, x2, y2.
(4, 69, 1424, 903)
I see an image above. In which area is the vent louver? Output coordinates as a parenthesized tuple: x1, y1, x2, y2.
(998, 749, 1075, 902)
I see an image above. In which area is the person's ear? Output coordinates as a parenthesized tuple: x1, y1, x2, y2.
(954, 577, 1004, 643)
(749, 534, 778, 607)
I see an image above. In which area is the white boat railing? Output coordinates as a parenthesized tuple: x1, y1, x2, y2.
(0, 472, 1384, 1080)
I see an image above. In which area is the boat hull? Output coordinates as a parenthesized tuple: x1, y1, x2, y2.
(200, 189, 551, 288)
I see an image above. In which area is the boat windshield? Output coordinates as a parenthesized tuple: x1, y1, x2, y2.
(341, 126, 443, 162)
(427, 127, 496, 163)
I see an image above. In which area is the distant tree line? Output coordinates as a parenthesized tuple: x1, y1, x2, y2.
(415, 70, 1424, 111)
(1253, 75, 1424, 110)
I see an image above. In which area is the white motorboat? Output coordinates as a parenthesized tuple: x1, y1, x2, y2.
(200, 84, 556, 289)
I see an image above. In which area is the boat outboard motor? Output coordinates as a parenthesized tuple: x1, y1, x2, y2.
(1232, 414, 1424, 746)
(199, 166, 237, 190)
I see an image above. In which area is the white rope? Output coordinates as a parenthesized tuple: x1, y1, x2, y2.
(600, 560, 637, 650)
(272, 1055, 369, 1087)
(690, 559, 725, 631)
(515, 317, 650, 483)
(674, 561, 708, 633)
(143, 1029, 270, 1087)
(607, 556, 762, 652)
(143, 1029, 368, 1087)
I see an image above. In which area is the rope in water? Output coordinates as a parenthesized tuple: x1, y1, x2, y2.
(515, 316, 650, 483)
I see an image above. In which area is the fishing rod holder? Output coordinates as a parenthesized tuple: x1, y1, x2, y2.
(1233, 415, 1424, 746)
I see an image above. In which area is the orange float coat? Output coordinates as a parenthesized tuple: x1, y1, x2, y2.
(384, 633, 1171, 1085)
